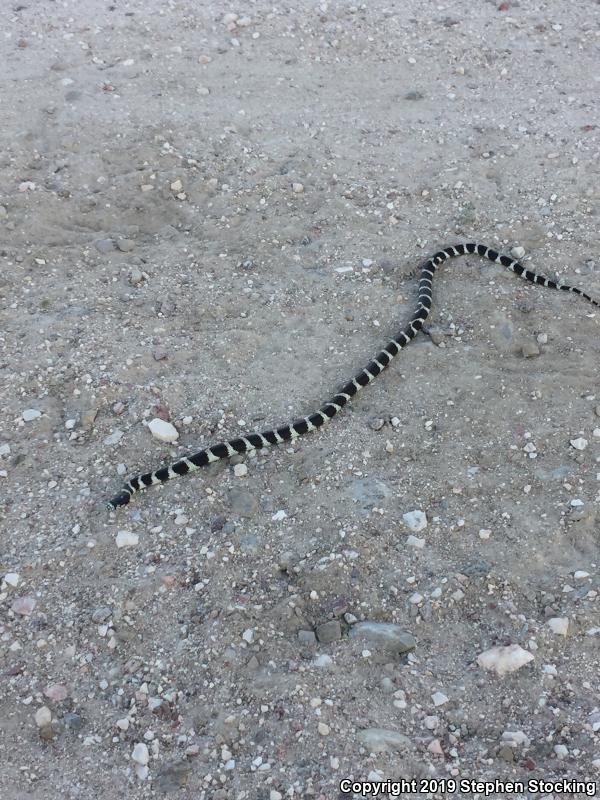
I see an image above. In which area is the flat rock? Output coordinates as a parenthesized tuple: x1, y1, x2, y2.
(357, 728, 412, 753)
(348, 622, 416, 654)
(477, 644, 533, 676)
(402, 510, 428, 531)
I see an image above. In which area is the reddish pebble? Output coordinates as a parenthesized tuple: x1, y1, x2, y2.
(153, 348, 168, 361)
(11, 596, 36, 616)
(44, 683, 69, 701)
(498, 1, 509, 9)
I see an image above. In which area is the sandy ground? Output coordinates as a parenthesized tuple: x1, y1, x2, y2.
(1, 1, 600, 798)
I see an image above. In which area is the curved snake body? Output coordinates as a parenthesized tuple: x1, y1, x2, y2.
(108, 243, 599, 509)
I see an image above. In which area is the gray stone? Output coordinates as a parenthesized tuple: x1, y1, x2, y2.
(63, 712, 83, 730)
(91, 606, 112, 624)
(298, 630, 316, 645)
(357, 728, 412, 753)
(521, 341, 540, 358)
(348, 622, 416, 654)
(315, 620, 342, 644)
(94, 238, 115, 253)
(117, 238, 135, 252)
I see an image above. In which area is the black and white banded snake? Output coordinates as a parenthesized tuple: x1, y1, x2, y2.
(108, 242, 599, 510)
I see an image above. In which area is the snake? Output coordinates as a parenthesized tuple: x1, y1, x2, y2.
(108, 242, 599, 510)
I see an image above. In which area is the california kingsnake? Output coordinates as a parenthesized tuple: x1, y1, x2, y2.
(108, 242, 599, 510)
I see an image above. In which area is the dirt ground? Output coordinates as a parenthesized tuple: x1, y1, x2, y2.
(1, 1, 599, 798)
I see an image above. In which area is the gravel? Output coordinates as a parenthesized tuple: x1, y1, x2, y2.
(2, 1, 599, 797)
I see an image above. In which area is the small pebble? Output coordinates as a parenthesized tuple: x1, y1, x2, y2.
(104, 430, 123, 445)
(22, 409, 41, 422)
(318, 722, 330, 735)
(35, 706, 52, 727)
(406, 535, 425, 549)
(148, 418, 179, 442)
(4, 572, 20, 587)
(131, 742, 149, 765)
(129, 268, 144, 285)
(292, 182, 304, 193)
(554, 744, 568, 759)
(233, 463, 248, 477)
(402, 510, 428, 531)
(570, 437, 588, 451)
(116, 239, 135, 252)
(431, 691, 448, 707)
(370, 418, 385, 431)
(315, 620, 342, 643)
(521, 341, 540, 358)
(511, 246, 525, 259)
(116, 530, 139, 548)
(537, 333, 548, 344)
(547, 617, 569, 636)
(11, 596, 36, 616)
(44, 683, 68, 701)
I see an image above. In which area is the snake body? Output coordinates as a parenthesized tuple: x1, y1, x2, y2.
(108, 242, 599, 510)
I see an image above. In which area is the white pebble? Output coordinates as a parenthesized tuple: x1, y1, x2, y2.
(233, 463, 248, 477)
(511, 246, 526, 259)
(35, 706, 52, 727)
(131, 742, 149, 765)
(116, 718, 130, 730)
(593, 428, 600, 438)
(242, 628, 254, 643)
(104, 430, 123, 445)
(554, 744, 568, 759)
(537, 333, 548, 344)
(479, 528, 492, 540)
(406, 535, 425, 549)
(317, 722, 330, 735)
(402, 510, 428, 532)
(431, 691, 448, 707)
(570, 437, 588, 450)
(501, 730, 530, 747)
(22, 409, 41, 422)
(547, 617, 569, 636)
(477, 644, 533, 676)
(116, 530, 139, 548)
(4, 572, 20, 587)
(0, 443, 10, 457)
(271, 510, 287, 521)
(148, 418, 179, 442)
(574, 570, 590, 580)
(292, 182, 304, 193)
